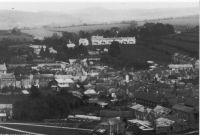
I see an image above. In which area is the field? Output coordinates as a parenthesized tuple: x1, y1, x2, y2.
(21, 23, 130, 39)
(0, 30, 33, 42)
(48, 23, 130, 33)
(21, 28, 62, 39)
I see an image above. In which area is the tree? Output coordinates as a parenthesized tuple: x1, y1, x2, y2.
(39, 47, 45, 57)
(11, 27, 21, 35)
(108, 41, 121, 57)
(29, 85, 41, 98)
(44, 47, 50, 58)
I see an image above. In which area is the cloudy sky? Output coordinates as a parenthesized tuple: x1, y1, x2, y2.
(0, 0, 198, 13)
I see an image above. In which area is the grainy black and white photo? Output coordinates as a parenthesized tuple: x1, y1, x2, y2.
(0, 0, 198, 134)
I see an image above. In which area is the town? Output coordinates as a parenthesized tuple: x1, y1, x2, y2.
(0, 1, 199, 135)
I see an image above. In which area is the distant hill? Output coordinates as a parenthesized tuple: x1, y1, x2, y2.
(0, 6, 198, 29)
(0, 10, 81, 29)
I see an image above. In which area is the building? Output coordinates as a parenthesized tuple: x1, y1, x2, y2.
(0, 104, 13, 121)
(49, 47, 57, 54)
(33, 74, 54, 88)
(16, 75, 33, 89)
(0, 63, 7, 74)
(29, 44, 46, 55)
(129, 103, 152, 120)
(91, 36, 136, 45)
(153, 105, 171, 118)
(172, 104, 195, 124)
(172, 53, 196, 64)
(79, 38, 89, 46)
(168, 64, 193, 70)
(66, 43, 76, 48)
(194, 60, 199, 69)
(50, 78, 74, 90)
(155, 117, 175, 134)
(134, 92, 163, 108)
(93, 117, 126, 135)
(0, 73, 16, 89)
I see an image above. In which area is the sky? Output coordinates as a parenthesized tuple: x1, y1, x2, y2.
(0, 0, 198, 13)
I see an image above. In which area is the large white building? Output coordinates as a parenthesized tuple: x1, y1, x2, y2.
(91, 36, 136, 45)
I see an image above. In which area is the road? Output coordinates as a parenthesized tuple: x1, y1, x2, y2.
(0, 122, 93, 135)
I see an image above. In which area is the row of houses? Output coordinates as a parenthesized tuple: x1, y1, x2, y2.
(0, 73, 77, 89)
(91, 36, 136, 45)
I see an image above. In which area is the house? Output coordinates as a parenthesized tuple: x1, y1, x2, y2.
(79, 38, 89, 46)
(0, 104, 13, 121)
(172, 104, 195, 124)
(49, 78, 74, 91)
(0, 73, 16, 89)
(0, 63, 7, 74)
(15, 75, 33, 89)
(129, 103, 152, 120)
(33, 74, 54, 88)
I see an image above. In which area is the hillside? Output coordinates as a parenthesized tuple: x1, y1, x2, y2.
(0, 30, 33, 43)
(126, 27, 199, 65)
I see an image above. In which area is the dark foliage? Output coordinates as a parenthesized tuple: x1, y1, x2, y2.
(13, 86, 82, 121)
(108, 41, 121, 57)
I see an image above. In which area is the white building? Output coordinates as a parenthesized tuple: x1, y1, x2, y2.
(55, 78, 74, 88)
(67, 43, 76, 48)
(168, 64, 193, 70)
(91, 36, 136, 45)
(79, 38, 89, 46)
(49, 47, 57, 54)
